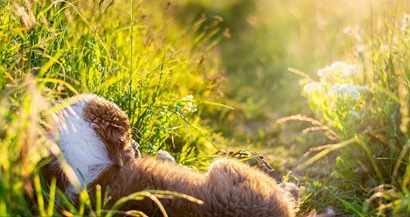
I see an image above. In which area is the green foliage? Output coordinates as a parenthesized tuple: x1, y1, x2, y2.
(3, 0, 410, 216)
(299, 9, 410, 216)
(0, 77, 52, 216)
(0, 0, 225, 215)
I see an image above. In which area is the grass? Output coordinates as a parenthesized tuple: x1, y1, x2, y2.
(1, 0, 225, 215)
(2, 0, 410, 216)
(281, 1, 410, 215)
(177, 0, 410, 216)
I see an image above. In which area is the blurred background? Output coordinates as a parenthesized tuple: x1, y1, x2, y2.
(167, 0, 384, 160)
(165, 1, 409, 213)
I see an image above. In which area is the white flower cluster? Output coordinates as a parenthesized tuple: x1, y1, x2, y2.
(317, 61, 359, 84)
(302, 61, 371, 133)
(182, 95, 194, 101)
(181, 95, 198, 113)
(304, 61, 366, 97)
(328, 84, 368, 100)
(303, 82, 326, 95)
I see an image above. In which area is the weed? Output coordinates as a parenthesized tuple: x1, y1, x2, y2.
(298, 8, 410, 216)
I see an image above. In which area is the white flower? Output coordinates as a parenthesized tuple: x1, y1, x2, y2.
(317, 66, 330, 78)
(317, 61, 360, 85)
(342, 64, 359, 77)
(181, 95, 197, 113)
(182, 95, 194, 102)
(328, 84, 368, 100)
(318, 61, 359, 78)
(303, 82, 326, 94)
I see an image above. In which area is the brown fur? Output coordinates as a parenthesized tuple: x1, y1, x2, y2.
(44, 94, 296, 216)
(42, 94, 139, 196)
(82, 96, 138, 166)
(91, 157, 296, 217)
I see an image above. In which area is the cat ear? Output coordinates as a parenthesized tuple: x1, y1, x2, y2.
(99, 124, 130, 166)
(107, 125, 129, 167)
(82, 95, 132, 166)
(107, 125, 126, 144)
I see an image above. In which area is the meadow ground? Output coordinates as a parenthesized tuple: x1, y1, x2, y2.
(1, 0, 410, 216)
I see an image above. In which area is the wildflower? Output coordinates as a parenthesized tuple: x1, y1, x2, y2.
(303, 82, 326, 94)
(318, 61, 359, 78)
(328, 84, 368, 100)
(317, 61, 360, 85)
(181, 95, 197, 113)
(182, 95, 194, 102)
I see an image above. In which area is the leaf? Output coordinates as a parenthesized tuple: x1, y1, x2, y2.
(340, 198, 364, 217)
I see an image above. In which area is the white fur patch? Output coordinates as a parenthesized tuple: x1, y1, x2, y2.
(53, 98, 111, 199)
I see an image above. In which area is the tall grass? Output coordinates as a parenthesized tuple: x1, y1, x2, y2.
(0, 0, 226, 215)
(297, 5, 410, 216)
(182, 0, 410, 215)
